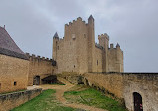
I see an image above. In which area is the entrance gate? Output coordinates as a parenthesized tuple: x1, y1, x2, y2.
(33, 76, 40, 85)
(133, 92, 143, 111)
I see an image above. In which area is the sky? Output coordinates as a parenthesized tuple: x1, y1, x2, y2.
(0, 0, 158, 72)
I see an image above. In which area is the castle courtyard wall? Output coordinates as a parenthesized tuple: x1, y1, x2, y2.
(83, 73, 124, 98)
(27, 54, 54, 86)
(82, 73, 158, 111)
(123, 73, 158, 111)
(0, 88, 42, 111)
(0, 54, 29, 93)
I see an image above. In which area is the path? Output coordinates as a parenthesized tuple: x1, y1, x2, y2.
(38, 77, 107, 111)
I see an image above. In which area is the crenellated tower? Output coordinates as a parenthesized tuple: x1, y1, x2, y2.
(52, 15, 124, 74)
(98, 33, 109, 72)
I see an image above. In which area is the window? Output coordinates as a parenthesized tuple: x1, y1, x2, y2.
(14, 81, 17, 86)
(72, 34, 75, 40)
(74, 65, 75, 68)
(84, 34, 86, 38)
(97, 60, 98, 66)
(0, 83, 1, 89)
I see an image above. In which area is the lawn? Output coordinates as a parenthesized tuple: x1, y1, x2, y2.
(64, 86, 127, 111)
(11, 89, 77, 111)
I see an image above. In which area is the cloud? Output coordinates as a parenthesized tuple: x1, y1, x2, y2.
(0, 0, 158, 72)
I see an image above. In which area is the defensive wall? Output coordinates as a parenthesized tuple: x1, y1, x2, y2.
(58, 72, 158, 111)
(0, 88, 42, 111)
(0, 54, 29, 94)
(82, 73, 158, 111)
(26, 53, 56, 86)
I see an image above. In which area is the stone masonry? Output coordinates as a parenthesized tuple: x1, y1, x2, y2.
(53, 15, 123, 74)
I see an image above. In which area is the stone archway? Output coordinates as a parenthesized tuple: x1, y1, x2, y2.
(133, 92, 143, 111)
(33, 76, 40, 85)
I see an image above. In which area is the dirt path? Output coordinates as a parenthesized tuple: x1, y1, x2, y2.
(39, 77, 107, 111)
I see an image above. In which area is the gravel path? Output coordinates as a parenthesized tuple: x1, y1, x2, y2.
(38, 77, 108, 111)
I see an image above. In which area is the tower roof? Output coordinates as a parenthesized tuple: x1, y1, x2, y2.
(116, 43, 120, 47)
(53, 32, 59, 39)
(0, 26, 28, 60)
(88, 15, 94, 20)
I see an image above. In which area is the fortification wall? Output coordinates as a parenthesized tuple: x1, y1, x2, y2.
(83, 73, 124, 98)
(0, 54, 29, 93)
(0, 88, 42, 111)
(26, 53, 54, 86)
(54, 17, 89, 74)
(108, 45, 123, 72)
(123, 73, 158, 111)
(82, 73, 158, 111)
(93, 47, 103, 72)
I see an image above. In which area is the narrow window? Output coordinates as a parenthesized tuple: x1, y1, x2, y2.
(84, 34, 86, 38)
(97, 60, 98, 66)
(0, 83, 1, 89)
(14, 81, 17, 86)
(74, 65, 75, 68)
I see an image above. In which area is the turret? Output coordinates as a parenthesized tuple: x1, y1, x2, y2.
(98, 33, 109, 50)
(53, 32, 59, 61)
(88, 15, 95, 72)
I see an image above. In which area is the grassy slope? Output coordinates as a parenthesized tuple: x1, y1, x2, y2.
(64, 88, 127, 111)
(11, 89, 76, 111)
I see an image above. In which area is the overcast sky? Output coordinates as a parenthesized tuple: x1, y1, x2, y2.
(0, 0, 158, 72)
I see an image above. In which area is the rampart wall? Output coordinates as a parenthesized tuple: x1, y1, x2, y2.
(82, 73, 158, 111)
(0, 88, 42, 111)
(26, 53, 55, 86)
(0, 54, 29, 93)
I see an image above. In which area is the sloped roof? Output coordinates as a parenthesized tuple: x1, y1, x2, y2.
(53, 32, 59, 39)
(0, 26, 28, 60)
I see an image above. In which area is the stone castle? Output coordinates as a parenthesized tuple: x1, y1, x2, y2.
(53, 15, 123, 74)
(0, 15, 158, 111)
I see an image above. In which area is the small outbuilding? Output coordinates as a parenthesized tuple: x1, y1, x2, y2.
(0, 26, 29, 93)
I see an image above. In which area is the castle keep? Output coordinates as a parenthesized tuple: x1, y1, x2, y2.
(53, 15, 123, 74)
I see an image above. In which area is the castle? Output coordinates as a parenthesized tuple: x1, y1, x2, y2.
(53, 15, 123, 74)
(0, 16, 158, 111)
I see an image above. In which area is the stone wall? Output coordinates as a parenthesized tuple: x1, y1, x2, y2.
(0, 88, 42, 111)
(53, 16, 124, 74)
(123, 73, 158, 111)
(108, 45, 124, 72)
(82, 73, 158, 111)
(26, 53, 55, 86)
(83, 73, 124, 98)
(0, 54, 29, 93)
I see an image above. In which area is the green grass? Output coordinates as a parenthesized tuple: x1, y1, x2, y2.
(11, 89, 77, 111)
(64, 88, 127, 111)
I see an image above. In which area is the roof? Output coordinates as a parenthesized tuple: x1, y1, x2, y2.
(53, 32, 59, 39)
(0, 26, 28, 60)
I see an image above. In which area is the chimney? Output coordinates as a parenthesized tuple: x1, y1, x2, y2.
(4, 25, 5, 29)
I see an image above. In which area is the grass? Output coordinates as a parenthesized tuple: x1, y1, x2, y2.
(64, 87, 127, 111)
(11, 89, 78, 111)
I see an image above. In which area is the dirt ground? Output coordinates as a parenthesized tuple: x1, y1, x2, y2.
(36, 77, 108, 111)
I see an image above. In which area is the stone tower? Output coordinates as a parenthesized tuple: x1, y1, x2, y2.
(53, 32, 59, 61)
(88, 15, 95, 72)
(52, 15, 124, 74)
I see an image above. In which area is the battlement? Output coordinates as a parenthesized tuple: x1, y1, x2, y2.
(95, 43, 104, 50)
(65, 17, 87, 27)
(98, 33, 109, 40)
(109, 43, 121, 50)
(26, 53, 53, 62)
